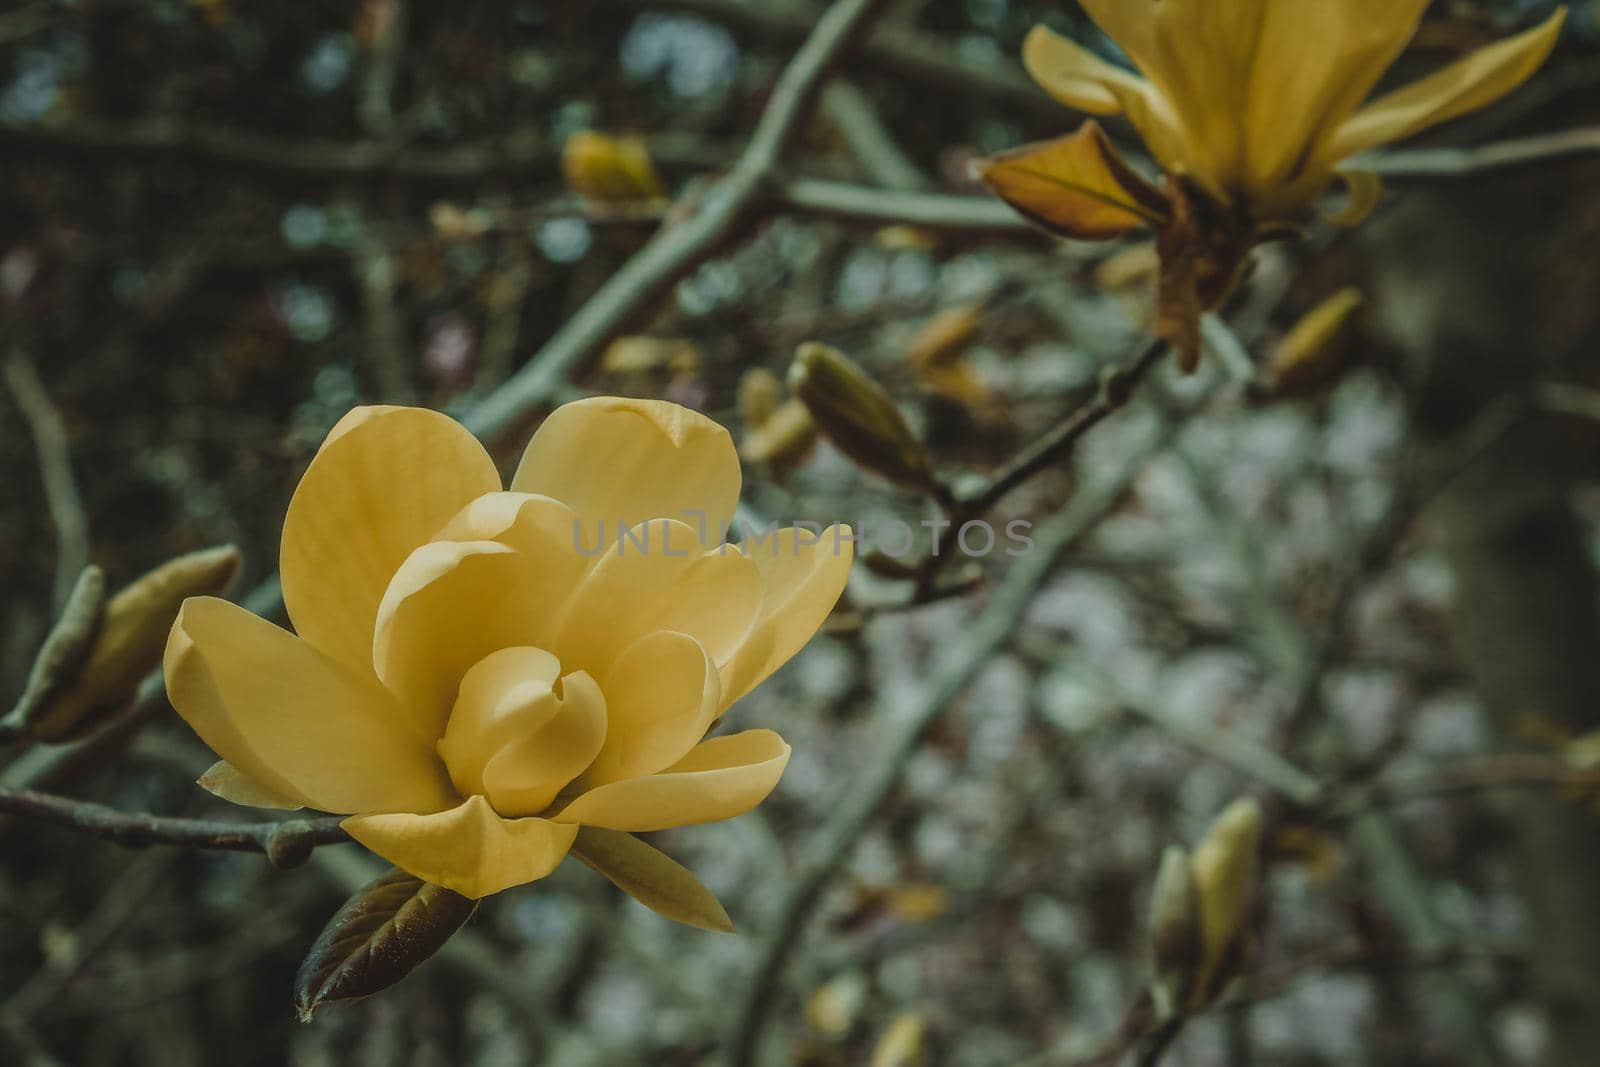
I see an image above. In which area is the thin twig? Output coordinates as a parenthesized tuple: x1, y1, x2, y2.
(4, 350, 90, 609)
(722, 438, 1167, 1067)
(1367, 126, 1600, 183)
(462, 0, 894, 443)
(0, 785, 348, 868)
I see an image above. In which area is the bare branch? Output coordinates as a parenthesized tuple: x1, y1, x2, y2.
(4, 350, 90, 610)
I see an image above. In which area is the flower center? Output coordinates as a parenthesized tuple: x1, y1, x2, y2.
(436, 646, 607, 817)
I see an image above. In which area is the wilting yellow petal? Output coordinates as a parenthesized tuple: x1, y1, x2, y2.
(584, 630, 721, 786)
(371, 540, 538, 734)
(722, 525, 854, 707)
(165, 597, 456, 815)
(1326, 9, 1566, 163)
(198, 760, 304, 810)
(571, 827, 734, 932)
(482, 670, 607, 817)
(343, 795, 577, 899)
(979, 122, 1168, 240)
(553, 729, 790, 832)
(510, 396, 742, 535)
(551, 519, 762, 677)
(281, 406, 501, 673)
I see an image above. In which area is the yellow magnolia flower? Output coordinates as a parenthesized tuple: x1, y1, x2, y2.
(981, 2, 1565, 365)
(164, 399, 853, 901)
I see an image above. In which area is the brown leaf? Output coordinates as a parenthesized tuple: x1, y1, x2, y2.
(293, 867, 477, 1021)
(978, 122, 1168, 240)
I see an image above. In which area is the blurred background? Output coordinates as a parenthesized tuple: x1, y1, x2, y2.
(4, 0, 1600, 1064)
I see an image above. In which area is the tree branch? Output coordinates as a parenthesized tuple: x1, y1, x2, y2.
(0, 786, 348, 869)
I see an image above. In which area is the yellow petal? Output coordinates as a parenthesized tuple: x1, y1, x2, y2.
(371, 540, 537, 735)
(1326, 9, 1566, 163)
(197, 760, 304, 810)
(164, 597, 456, 815)
(553, 729, 790, 832)
(1238, 0, 1431, 193)
(979, 122, 1168, 240)
(572, 827, 734, 932)
(510, 396, 742, 535)
(342, 795, 577, 899)
(584, 630, 720, 786)
(722, 525, 854, 707)
(481, 670, 608, 816)
(436, 646, 564, 799)
(551, 519, 762, 677)
(1323, 169, 1384, 227)
(1022, 23, 1152, 115)
(434, 492, 596, 648)
(281, 406, 501, 673)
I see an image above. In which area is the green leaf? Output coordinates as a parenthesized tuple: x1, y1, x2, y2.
(572, 827, 734, 933)
(293, 866, 477, 1021)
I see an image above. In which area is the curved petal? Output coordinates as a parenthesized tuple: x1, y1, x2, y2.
(197, 760, 303, 810)
(372, 540, 539, 736)
(553, 729, 790, 832)
(164, 597, 456, 815)
(482, 670, 608, 816)
(437, 646, 564, 799)
(1024, 24, 1191, 178)
(343, 795, 577, 899)
(435, 492, 596, 649)
(722, 525, 853, 708)
(1323, 169, 1384, 227)
(585, 631, 720, 787)
(551, 519, 763, 677)
(980, 123, 1169, 240)
(281, 406, 502, 672)
(1325, 9, 1565, 163)
(510, 397, 742, 536)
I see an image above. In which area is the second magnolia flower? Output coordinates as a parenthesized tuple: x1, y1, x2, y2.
(163, 397, 853, 899)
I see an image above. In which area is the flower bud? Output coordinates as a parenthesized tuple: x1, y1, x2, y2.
(7, 546, 240, 743)
(788, 342, 936, 492)
(1148, 844, 1200, 1019)
(869, 1012, 928, 1067)
(737, 367, 783, 430)
(741, 399, 817, 474)
(4, 565, 106, 742)
(1267, 288, 1363, 396)
(561, 131, 666, 205)
(1189, 796, 1263, 1004)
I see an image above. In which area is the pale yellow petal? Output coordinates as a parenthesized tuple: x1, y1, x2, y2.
(281, 406, 501, 672)
(371, 540, 538, 736)
(197, 760, 304, 810)
(1326, 10, 1566, 163)
(437, 646, 564, 799)
(551, 519, 762, 677)
(722, 525, 853, 707)
(584, 631, 720, 787)
(342, 795, 577, 899)
(553, 729, 790, 832)
(482, 671, 608, 816)
(510, 396, 742, 535)
(164, 597, 456, 815)
(1023, 23, 1190, 176)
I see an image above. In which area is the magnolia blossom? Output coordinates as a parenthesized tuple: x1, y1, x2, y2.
(164, 399, 852, 900)
(981, 2, 1565, 367)
(1015, 1, 1564, 221)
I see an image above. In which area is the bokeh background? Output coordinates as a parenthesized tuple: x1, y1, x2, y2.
(4, 1, 1600, 1064)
